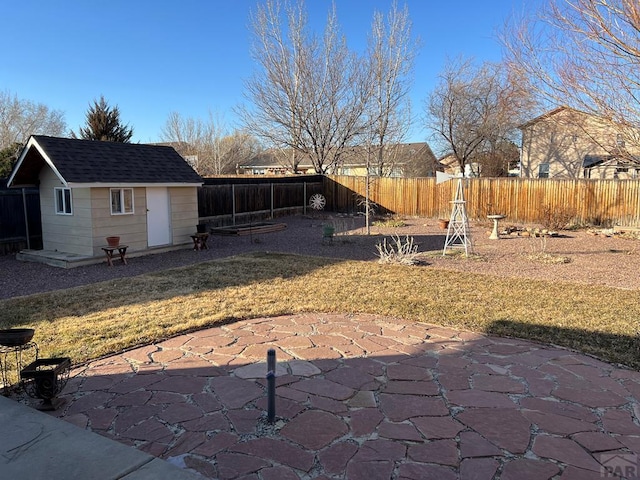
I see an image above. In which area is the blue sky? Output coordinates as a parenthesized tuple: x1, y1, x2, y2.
(3, 1, 535, 145)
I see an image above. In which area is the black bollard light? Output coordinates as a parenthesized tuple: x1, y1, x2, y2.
(266, 370, 276, 423)
(266, 348, 276, 423)
(267, 348, 276, 373)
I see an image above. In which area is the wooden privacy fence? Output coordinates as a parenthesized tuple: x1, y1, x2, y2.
(0, 177, 324, 255)
(198, 176, 324, 226)
(3, 175, 637, 255)
(324, 175, 640, 227)
(0, 187, 42, 254)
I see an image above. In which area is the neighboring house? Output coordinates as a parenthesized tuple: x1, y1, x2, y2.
(439, 154, 458, 176)
(438, 154, 483, 177)
(7, 135, 203, 262)
(337, 143, 439, 178)
(239, 150, 315, 175)
(238, 142, 439, 177)
(519, 106, 640, 179)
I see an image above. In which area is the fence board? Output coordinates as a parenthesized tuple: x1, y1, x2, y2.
(198, 178, 323, 225)
(325, 175, 640, 227)
(4, 176, 639, 256)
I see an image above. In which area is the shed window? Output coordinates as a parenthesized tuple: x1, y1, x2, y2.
(55, 187, 72, 215)
(538, 163, 550, 178)
(110, 188, 134, 215)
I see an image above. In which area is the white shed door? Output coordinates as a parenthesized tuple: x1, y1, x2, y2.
(146, 187, 171, 247)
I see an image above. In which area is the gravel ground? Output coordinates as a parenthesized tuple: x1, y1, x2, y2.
(1, 214, 639, 300)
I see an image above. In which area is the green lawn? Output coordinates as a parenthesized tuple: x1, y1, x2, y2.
(1, 252, 639, 369)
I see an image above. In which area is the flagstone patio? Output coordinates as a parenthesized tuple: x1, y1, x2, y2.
(40, 313, 640, 479)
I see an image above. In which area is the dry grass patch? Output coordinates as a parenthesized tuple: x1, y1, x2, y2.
(1, 252, 639, 368)
(372, 216, 407, 228)
(524, 252, 572, 264)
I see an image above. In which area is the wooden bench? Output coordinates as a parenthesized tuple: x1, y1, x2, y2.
(101, 245, 128, 266)
(190, 233, 209, 251)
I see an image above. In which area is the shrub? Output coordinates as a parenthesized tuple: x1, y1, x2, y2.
(540, 204, 576, 231)
(525, 235, 571, 264)
(376, 234, 420, 265)
(373, 216, 407, 228)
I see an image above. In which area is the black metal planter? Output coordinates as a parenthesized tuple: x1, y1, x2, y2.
(20, 357, 71, 411)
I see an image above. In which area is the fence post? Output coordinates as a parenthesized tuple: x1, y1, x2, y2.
(232, 184, 236, 225)
(270, 183, 274, 219)
(22, 188, 31, 249)
(266, 348, 276, 423)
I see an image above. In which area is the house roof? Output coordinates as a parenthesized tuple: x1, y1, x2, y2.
(583, 154, 607, 168)
(517, 106, 569, 130)
(239, 142, 436, 169)
(8, 135, 203, 188)
(438, 153, 458, 167)
(241, 151, 314, 169)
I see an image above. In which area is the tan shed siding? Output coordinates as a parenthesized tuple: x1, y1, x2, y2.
(90, 187, 148, 255)
(39, 181, 199, 257)
(40, 169, 94, 255)
(170, 187, 198, 244)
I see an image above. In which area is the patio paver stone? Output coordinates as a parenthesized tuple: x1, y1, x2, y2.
(29, 313, 640, 479)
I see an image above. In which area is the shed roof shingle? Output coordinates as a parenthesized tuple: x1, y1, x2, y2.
(9, 135, 202, 186)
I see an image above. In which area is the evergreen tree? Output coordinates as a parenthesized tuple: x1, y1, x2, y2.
(74, 96, 133, 142)
(0, 143, 22, 178)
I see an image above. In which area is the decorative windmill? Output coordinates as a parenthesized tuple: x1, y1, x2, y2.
(436, 171, 473, 256)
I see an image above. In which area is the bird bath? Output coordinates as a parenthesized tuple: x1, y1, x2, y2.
(487, 215, 506, 240)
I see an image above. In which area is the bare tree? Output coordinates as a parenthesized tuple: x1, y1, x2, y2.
(241, 0, 370, 174)
(472, 140, 520, 177)
(365, 1, 418, 177)
(0, 91, 67, 149)
(160, 112, 261, 176)
(426, 57, 532, 176)
(502, 0, 640, 157)
(0, 90, 67, 177)
(218, 132, 263, 174)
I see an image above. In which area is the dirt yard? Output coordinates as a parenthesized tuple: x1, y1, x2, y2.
(0, 214, 638, 300)
(396, 217, 640, 291)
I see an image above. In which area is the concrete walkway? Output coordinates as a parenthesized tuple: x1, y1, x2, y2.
(0, 395, 201, 479)
(29, 314, 640, 479)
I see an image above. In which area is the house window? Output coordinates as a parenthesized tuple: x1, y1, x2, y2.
(538, 163, 550, 178)
(389, 167, 403, 178)
(110, 188, 134, 215)
(55, 187, 72, 215)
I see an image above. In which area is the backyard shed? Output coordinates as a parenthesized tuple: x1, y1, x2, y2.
(7, 135, 203, 265)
